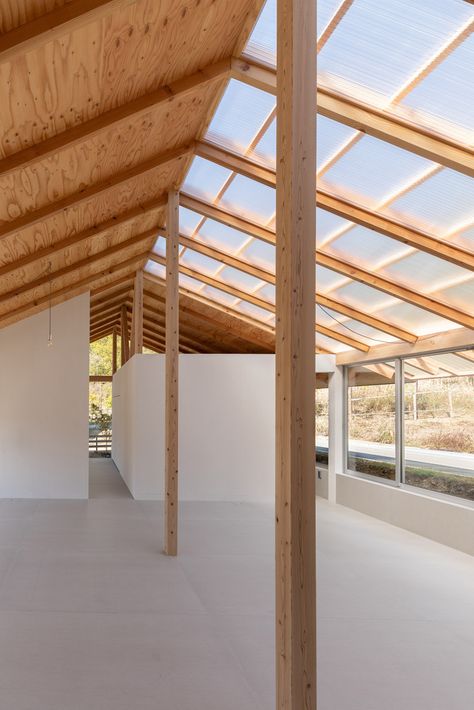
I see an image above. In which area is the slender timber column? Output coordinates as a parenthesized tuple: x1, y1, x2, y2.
(328, 366, 344, 503)
(132, 269, 144, 355)
(112, 327, 118, 374)
(120, 303, 129, 365)
(165, 190, 179, 556)
(275, 0, 317, 708)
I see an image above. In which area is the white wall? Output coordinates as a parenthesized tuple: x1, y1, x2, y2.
(112, 354, 275, 502)
(0, 294, 90, 498)
(336, 473, 474, 557)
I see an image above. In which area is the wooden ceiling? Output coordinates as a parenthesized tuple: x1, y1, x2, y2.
(0, 0, 269, 351)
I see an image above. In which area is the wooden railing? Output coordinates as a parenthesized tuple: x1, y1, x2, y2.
(89, 432, 112, 455)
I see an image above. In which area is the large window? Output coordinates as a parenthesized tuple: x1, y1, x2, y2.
(347, 362, 397, 481)
(403, 352, 474, 502)
(345, 349, 474, 502)
(315, 376, 329, 467)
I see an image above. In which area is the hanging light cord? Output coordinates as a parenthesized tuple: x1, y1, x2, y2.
(317, 304, 396, 344)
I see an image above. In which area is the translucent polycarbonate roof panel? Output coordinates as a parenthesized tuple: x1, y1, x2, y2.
(218, 174, 276, 224)
(195, 218, 250, 254)
(435, 276, 474, 313)
(375, 301, 458, 335)
(385, 169, 474, 236)
(401, 32, 474, 145)
(329, 280, 398, 312)
(151, 236, 166, 257)
(256, 282, 276, 304)
(234, 300, 274, 322)
(180, 249, 221, 277)
(321, 134, 435, 204)
(430, 351, 474, 376)
(243, 0, 276, 67)
(145, 260, 166, 280)
(248, 118, 276, 168)
(380, 251, 472, 293)
(316, 331, 351, 353)
(326, 225, 410, 269)
(317, 115, 359, 172)
(182, 157, 232, 202)
(218, 265, 266, 293)
(206, 79, 276, 154)
(317, 0, 474, 104)
(315, 264, 348, 292)
(316, 208, 351, 246)
(452, 225, 474, 251)
(316, 305, 397, 345)
(178, 273, 203, 293)
(179, 207, 203, 236)
(199, 285, 239, 307)
(240, 239, 275, 271)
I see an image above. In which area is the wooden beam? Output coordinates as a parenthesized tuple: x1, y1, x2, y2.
(196, 141, 474, 271)
(276, 1, 316, 708)
(178, 194, 474, 329)
(317, 251, 474, 330)
(0, 61, 229, 181)
(0, 229, 158, 307)
(0, 0, 136, 66)
(316, 293, 417, 343)
(176, 233, 417, 342)
(89, 375, 113, 383)
(0, 197, 165, 280)
(0, 251, 147, 330)
(112, 328, 118, 374)
(0, 144, 191, 245)
(231, 57, 474, 178)
(132, 270, 144, 356)
(180, 193, 275, 243)
(121, 304, 129, 365)
(316, 323, 369, 352)
(165, 191, 179, 557)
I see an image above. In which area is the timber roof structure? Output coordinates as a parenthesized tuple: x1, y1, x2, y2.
(0, 0, 473, 367)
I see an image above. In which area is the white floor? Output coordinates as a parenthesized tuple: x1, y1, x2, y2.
(0, 459, 472, 709)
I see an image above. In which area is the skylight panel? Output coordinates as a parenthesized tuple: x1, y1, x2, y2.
(178, 274, 202, 292)
(218, 174, 275, 224)
(240, 239, 275, 271)
(234, 300, 274, 323)
(316, 332, 351, 353)
(206, 79, 275, 154)
(218, 266, 265, 292)
(326, 225, 410, 269)
(316, 208, 350, 246)
(401, 33, 474, 145)
(452, 225, 474, 252)
(329, 280, 398, 312)
(249, 117, 276, 168)
(316, 264, 348, 292)
(435, 277, 474, 313)
(199, 285, 240, 307)
(195, 219, 250, 254)
(317, 115, 358, 172)
(145, 260, 166, 280)
(180, 249, 221, 277)
(179, 207, 203, 236)
(182, 157, 232, 202)
(151, 236, 166, 257)
(375, 301, 458, 335)
(243, 0, 276, 67)
(256, 283, 276, 304)
(385, 169, 474, 236)
(321, 134, 435, 204)
(318, 0, 474, 103)
(380, 251, 471, 292)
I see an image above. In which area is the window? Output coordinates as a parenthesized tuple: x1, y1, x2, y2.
(347, 362, 397, 481)
(403, 352, 474, 502)
(315, 375, 329, 467)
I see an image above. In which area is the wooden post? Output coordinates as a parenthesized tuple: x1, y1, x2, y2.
(165, 190, 179, 556)
(120, 303, 129, 365)
(112, 327, 118, 374)
(276, 0, 317, 709)
(132, 269, 144, 355)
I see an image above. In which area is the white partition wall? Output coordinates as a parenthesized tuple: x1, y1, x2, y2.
(112, 354, 275, 502)
(0, 294, 90, 498)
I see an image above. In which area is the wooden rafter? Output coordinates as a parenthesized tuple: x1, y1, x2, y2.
(179, 193, 474, 329)
(195, 140, 474, 271)
(231, 57, 474, 177)
(0, 0, 136, 65)
(171, 233, 417, 342)
(0, 230, 157, 307)
(0, 144, 191, 245)
(0, 60, 229, 181)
